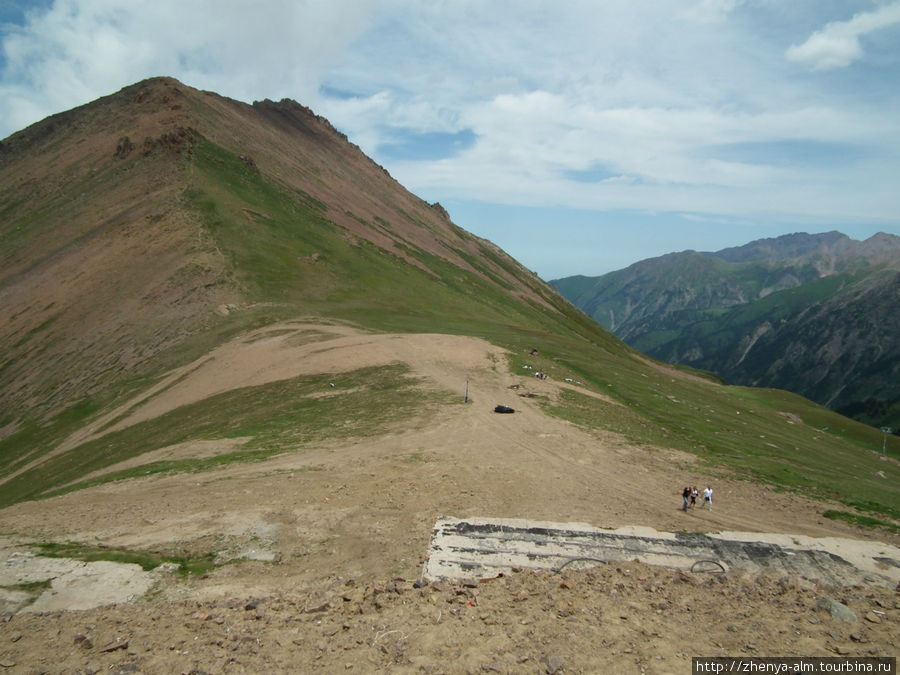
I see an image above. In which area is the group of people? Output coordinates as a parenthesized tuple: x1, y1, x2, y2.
(681, 485, 713, 511)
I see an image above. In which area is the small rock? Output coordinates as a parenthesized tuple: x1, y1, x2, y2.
(864, 612, 882, 624)
(541, 655, 564, 674)
(304, 593, 331, 613)
(100, 639, 129, 653)
(675, 570, 695, 584)
(817, 596, 858, 623)
(74, 634, 94, 650)
(413, 578, 428, 589)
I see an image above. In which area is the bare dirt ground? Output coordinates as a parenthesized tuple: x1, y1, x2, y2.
(0, 322, 897, 673)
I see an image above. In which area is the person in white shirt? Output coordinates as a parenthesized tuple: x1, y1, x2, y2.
(703, 486, 713, 510)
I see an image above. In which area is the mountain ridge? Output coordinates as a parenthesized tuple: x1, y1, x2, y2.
(551, 232, 900, 428)
(0, 76, 566, 424)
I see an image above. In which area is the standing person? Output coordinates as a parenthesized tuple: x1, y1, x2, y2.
(703, 486, 713, 510)
(690, 487, 698, 508)
(682, 486, 691, 511)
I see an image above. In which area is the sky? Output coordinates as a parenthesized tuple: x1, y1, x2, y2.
(1, 1, 898, 279)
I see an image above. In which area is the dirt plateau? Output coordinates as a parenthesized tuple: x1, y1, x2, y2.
(0, 322, 897, 673)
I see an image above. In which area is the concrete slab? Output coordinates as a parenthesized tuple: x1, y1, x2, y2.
(424, 517, 900, 587)
(1, 548, 169, 614)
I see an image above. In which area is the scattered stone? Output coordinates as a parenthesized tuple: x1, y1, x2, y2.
(74, 633, 93, 649)
(304, 595, 332, 613)
(864, 612, 882, 624)
(817, 597, 858, 623)
(675, 570, 695, 584)
(99, 638, 129, 653)
(541, 654, 564, 674)
(413, 578, 428, 589)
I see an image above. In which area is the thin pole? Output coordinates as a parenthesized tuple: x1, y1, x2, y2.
(465, 379, 469, 403)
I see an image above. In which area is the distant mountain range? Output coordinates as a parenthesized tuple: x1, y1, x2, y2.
(551, 232, 900, 429)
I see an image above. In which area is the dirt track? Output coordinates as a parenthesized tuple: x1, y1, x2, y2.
(1, 322, 897, 672)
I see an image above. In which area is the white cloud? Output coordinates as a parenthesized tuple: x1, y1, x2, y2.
(0, 0, 374, 136)
(0, 0, 897, 273)
(786, 2, 900, 70)
(679, 0, 747, 25)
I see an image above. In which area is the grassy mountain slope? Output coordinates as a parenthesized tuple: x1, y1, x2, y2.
(0, 78, 897, 529)
(551, 234, 900, 430)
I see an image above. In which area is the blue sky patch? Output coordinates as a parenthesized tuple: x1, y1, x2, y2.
(377, 128, 476, 161)
(0, 0, 51, 27)
(710, 140, 867, 168)
(563, 165, 630, 183)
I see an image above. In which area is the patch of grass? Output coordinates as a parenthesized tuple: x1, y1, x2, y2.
(34, 542, 215, 577)
(1, 579, 52, 592)
(0, 397, 101, 476)
(823, 510, 900, 535)
(840, 499, 900, 522)
(0, 364, 453, 507)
